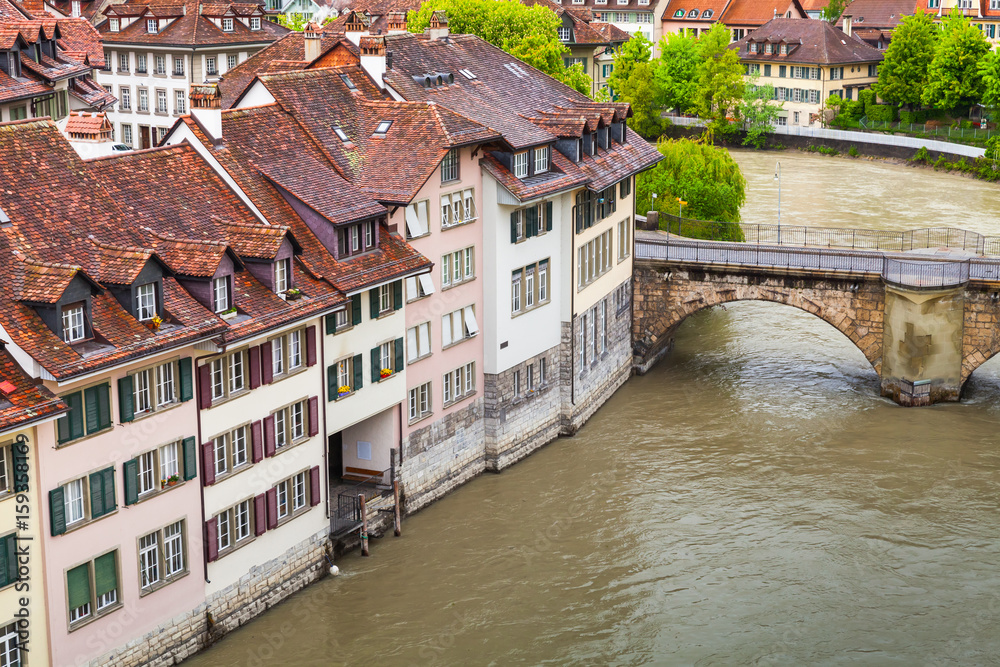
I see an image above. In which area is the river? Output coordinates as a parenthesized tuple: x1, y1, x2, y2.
(187, 150, 1000, 667)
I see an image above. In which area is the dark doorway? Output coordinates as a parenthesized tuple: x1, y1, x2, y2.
(328, 431, 343, 481)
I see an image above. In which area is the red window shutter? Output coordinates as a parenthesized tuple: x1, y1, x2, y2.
(201, 442, 215, 486)
(205, 517, 218, 562)
(248, 346, 261, 389)
(198, 363, 212, 409)
(251, 420, 263, 463)
(305, 325, 317, 367)
(254, 493, 267, 536)
(263, 414, 275, 457)
(266, 487, 278, 529)
(308, 396, 319, 437)
(260, 341, 273, 384)
(310, 466, 321, 507)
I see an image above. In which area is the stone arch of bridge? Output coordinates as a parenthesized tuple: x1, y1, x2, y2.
(639, 281, 884, 376)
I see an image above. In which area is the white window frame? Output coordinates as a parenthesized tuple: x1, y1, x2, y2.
(222, 18, 234, 31)
(407, 322, 432, 363)
(147, 19, 158, 33)
(513, 151, 529, 178)
(62, 303, 85, 342)
(408, 382, 432, 422)
(213, 276, 230, 313)
(534, 146, 549, 174)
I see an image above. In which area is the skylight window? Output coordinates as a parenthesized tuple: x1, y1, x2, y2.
(374, 120, 392, 136)
(459, 68, 476, 80)
(334, 127, 349, 141)
(503, 63, 528, 78)
(339, 74, 357, 91)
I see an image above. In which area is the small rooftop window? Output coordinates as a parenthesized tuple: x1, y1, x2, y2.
(674, 9, 685, 16)
(503, 62, 528, 78)
(147, 19, 158, 33)
(703, 9, 713, 17)
(334, 127, 349, 141)
(688, 9, 699, 17)
(222, 18, 234, 32)
(339, 73, 357, 91)
(459, 68, 476, 80)
(374, 120, 392, 136)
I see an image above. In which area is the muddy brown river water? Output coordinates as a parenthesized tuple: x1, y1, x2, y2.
(186, 150, 1000, 666)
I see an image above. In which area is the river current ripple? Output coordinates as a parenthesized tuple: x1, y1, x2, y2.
(187, 150, 1000, 667)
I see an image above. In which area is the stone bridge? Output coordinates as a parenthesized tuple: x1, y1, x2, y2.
(632, 232, 1000, 406)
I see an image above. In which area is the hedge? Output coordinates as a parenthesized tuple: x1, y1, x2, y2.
(899, 109, 928, 124)
(858, 89, 876, 109)
(867, 104, 896, 122)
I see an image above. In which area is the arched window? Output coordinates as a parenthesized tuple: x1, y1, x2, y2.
(703, 9, 713, 17)
(674, 9, 685, 16)
(688, 9, 699, 17)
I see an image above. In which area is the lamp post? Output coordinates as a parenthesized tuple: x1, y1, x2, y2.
(773, 161, 781, 244)
(677, 197, 686, 236)
(651, 192, 659, 233)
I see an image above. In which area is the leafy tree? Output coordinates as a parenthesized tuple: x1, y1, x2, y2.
(636, 137, 747, 228)
(692, 23, 745, 138)
(652, 32, 700, 113)
(978, 46, 1000, 112)
(737, 72, 782, 148)
(922, 11, 990, 111)
(606, 32, 654, 99)
(820, 0, 848, 22)
(874, 11, 937, 110)
(407, 0, 589, 95)
(616, 61, 664, 137)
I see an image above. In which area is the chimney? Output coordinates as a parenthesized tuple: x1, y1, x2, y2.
(387, 11, 406, 34)
(842, 14, 852, 37)
(359, 35, 387, 89)
(190, 83, 223, 144)
(345, 11, 365, 46)
(304, 21, 323, 62)
(428, 10, 449, 41)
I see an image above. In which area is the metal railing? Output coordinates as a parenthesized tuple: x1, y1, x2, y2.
(331, 467, 393, 537)
(655, 214, 1000, 257)
(636, 237, 992, 290)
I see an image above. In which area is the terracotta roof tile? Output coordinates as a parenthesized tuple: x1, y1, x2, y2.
(719, 0, 808, 25)
(0, 349, 67, 432)
(733, 17, 884, 63)
(99, 0, 287, 47)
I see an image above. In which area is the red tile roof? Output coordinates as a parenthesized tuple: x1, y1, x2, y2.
(719, 0, 808, 25)
(99, 0, 287, 47)
(732, 17, 884, 64)
(834, 0, 922, 30)
(0, 348, 67, 433)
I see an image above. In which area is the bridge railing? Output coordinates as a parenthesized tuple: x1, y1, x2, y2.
(637, 237, 992, 290)
(656, 213, 999, 256)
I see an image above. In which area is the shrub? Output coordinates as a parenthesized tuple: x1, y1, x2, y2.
(817, 145, 839, 156)
(867, 104, 897, 122)
(912, 146, 931, 162)
(848, 145, 859, 157)
(985, 135, 1000, 160)
(933, 154, 950, 170)
(840, 99, 865, 120)
(899, 109, 929, 124)
(858, 89, 877, 109)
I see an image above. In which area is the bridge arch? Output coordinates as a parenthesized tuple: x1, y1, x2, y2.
(632, 264, 885, 375)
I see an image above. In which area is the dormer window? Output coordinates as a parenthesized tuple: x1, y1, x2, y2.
(749, 42, 758, 53)
(534, 146, 549, 174)
(688, 9, 699, 17)
(71, 0, 80, 16)
(62, 303, 86, 343)
(147, 19, 158, 34)
(274, 259, 290, 294)
(250, 17, 260, 30)
(109, 18, 119, 31)
(674, 9, 685, 16)
(765, 43, 773, 54)
(513, 151, 528, 178)
(703, 9, 713, 17)
(780, 44, 788, 54)
(337, 221, 378, 258)
(213, 276, 231, 313)
(222, 18, 234, 32)
(0, 51, 20, 78)
(135, 283, 157, 321)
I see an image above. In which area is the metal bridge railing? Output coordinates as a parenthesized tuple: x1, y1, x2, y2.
(636, 237, 991, 290)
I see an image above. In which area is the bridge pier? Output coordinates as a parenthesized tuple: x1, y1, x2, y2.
(879, 285, 965, 406)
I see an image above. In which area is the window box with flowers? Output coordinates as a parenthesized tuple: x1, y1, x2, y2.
(380, 368, 393, 379)
(145, 313, 163, 332)
(337, 385, 352, 398)
(285, 288, 303, 301)
(160, 474, 181, 489)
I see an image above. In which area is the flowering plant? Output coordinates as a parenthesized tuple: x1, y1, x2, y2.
(380, 368, 393, 378)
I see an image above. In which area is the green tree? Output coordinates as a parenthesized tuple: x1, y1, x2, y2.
(636, 137, 747, 232)
(606, 32, 654, 99)
(820, 0, 848, 22)
(980, 48, 1000, 112)
(616, 61, 664, 137)
(652, 32, 700, 113)
(737, 72, 782, 148)
(407, 0, 590, 95)
(692, 23, 745, 138)
(922, 11, 990, 111)
(874, 11, 937, 110)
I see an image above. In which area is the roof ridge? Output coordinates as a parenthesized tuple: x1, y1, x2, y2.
(85, 143, 186, 163)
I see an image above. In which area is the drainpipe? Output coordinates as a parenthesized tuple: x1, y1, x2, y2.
(569, 194, 576, 408)
(319, 314, 329, 520)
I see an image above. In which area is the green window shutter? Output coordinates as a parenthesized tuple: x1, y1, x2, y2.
(0, 534, 14, 587)
(546, 202, 553, 231)
(351, 294, 361, 325)
(327, 365, 336, 400)
(393, 337, 404, 373)
(96, 384, 111, 430)
(178, 357, 193, 402)
(325, 313, 336, 335)
(93, 551, 117, 598)
(11, 443, 26, 493)
(101, 466, 116, 513)
(66, 563, 91, 611)
(352, 354, 363, 391)
(392, 280, 402, 311)
(371, 347, 380, 384)
(182, 437, 197, 481)
(123, 459, 139, 506)
(57, 391, 84, 444)
(49, 487, 66, 536)
(510, 212, 518, 243)
(526, 206, 537, 237)
(89, 470, 105, 519)
(117, 376, 134, 424)
(369, 289, 380, 319)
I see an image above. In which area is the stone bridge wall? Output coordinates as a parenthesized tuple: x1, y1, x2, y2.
(632, 262, 886, 374)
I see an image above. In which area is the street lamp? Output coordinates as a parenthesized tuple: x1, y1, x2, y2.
(676, 197, 686, 236)
(773, 161, 781, 244)
(651, 192, 659, 233)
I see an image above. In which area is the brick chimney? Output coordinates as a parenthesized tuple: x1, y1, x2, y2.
(842, 14, 852, 37)
(304, 21, 323, 62)
(190, 83, 222, 144)
(387, 11, 406, 34)
(429, 10, 449, 41)
(360, 35, 387, 89)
